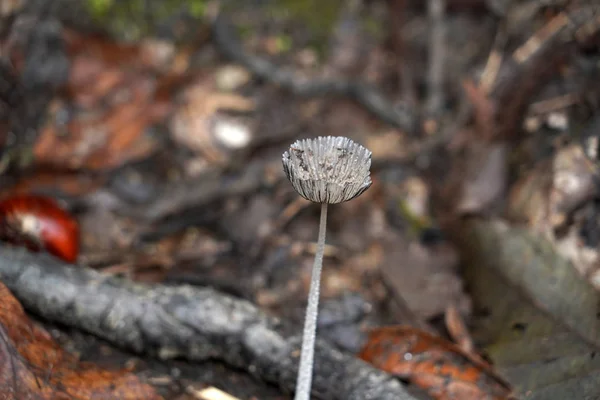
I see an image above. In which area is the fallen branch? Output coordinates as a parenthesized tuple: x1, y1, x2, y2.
(0, 246, 417, 400)
(119, 160, 266, 222)
(210, 12, 418, 134)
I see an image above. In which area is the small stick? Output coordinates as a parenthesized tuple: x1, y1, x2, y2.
(479, 21, 507, 94)
(425, 0, 446, 116)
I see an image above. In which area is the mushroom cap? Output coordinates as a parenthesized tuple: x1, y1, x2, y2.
(282, 136, 372, 204)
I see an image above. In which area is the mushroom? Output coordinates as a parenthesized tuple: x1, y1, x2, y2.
(282, 136, 372, 400)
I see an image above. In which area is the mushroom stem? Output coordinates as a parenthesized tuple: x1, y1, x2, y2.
(295, 202, 328, 400)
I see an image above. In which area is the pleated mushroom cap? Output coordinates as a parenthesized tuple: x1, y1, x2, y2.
(282, 136, 372, 204)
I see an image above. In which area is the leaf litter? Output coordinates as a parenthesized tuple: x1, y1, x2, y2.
(1, 0, 600, 399)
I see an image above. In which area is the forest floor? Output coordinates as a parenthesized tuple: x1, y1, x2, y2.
(1, 1, 600, 399)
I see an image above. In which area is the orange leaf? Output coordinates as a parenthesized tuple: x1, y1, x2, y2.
(359, 326, 512, 400)
(0, 282, 162, 399)
(34, 31, 177, 171)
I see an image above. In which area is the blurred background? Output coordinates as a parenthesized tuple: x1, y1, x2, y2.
(1, 1, 600, 399)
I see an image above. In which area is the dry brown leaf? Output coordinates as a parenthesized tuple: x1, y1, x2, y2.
(551, 144, 597, 226)
(456, 142, 507, 215)
(170, 74, 255, 165)
(360, 326, 512, 400)
(508, 144, 600, 287)
(379, 236, 469, 320)
(33, 31, 179, 171)
(0, 0, 23, 16)
(0, 171, 105, 198)
(0, 281, 161, 400)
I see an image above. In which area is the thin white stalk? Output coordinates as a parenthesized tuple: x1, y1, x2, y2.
(294, 202, 328, 400)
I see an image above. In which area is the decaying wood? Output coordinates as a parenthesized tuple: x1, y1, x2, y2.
(0, 246, 417, 400)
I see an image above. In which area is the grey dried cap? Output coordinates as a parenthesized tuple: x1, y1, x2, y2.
(282, 136, 372, 204)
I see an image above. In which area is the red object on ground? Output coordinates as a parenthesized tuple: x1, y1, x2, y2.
(0, 195, 79, 262)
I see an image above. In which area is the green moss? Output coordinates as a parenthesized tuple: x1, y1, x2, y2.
(397, 199, 432, 238)
(189, 1, 205, 17)
(363, 16, 384, 39)
(269, 0, 379, 58)
(84, 0, 207, 41)
(273, 0, 343, 37)
(274, 34, 293, 53)
(87, 0, 115, 18)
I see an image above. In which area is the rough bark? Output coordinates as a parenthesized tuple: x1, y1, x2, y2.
(0, 246, 417, 400)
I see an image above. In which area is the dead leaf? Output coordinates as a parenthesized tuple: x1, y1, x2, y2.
(457, 142, 507, 215)
(359, 326, 511, 400)
(445, 305, 477, 358)
(549, 144, 598, 235)
(0, 282, 161, 399)
(364, 131, 407, 161)
(455, 219, 600, 348)
(507, 159, 553, 231)
(170, 75, 255, 166)
(0, 0, 23, 16)
(214, 65, 251, 92)
(452, 218, 600, 399)
(33, 31, 180, 171)
(463, 80, 495, 139)
(508, 144, 600, 287)
(379, 237, 469, 320)
(0, 171, 105, 198)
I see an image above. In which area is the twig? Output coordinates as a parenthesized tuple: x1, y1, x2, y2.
(490, 5, 600, 142)
(120, 161, 266, 222)
(528, 92, 580, 115)
(479, 18, 507, 94)
(0, 246, 418, 400)
(209, 12, 418, 134)
(425, 0, 446, 117)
